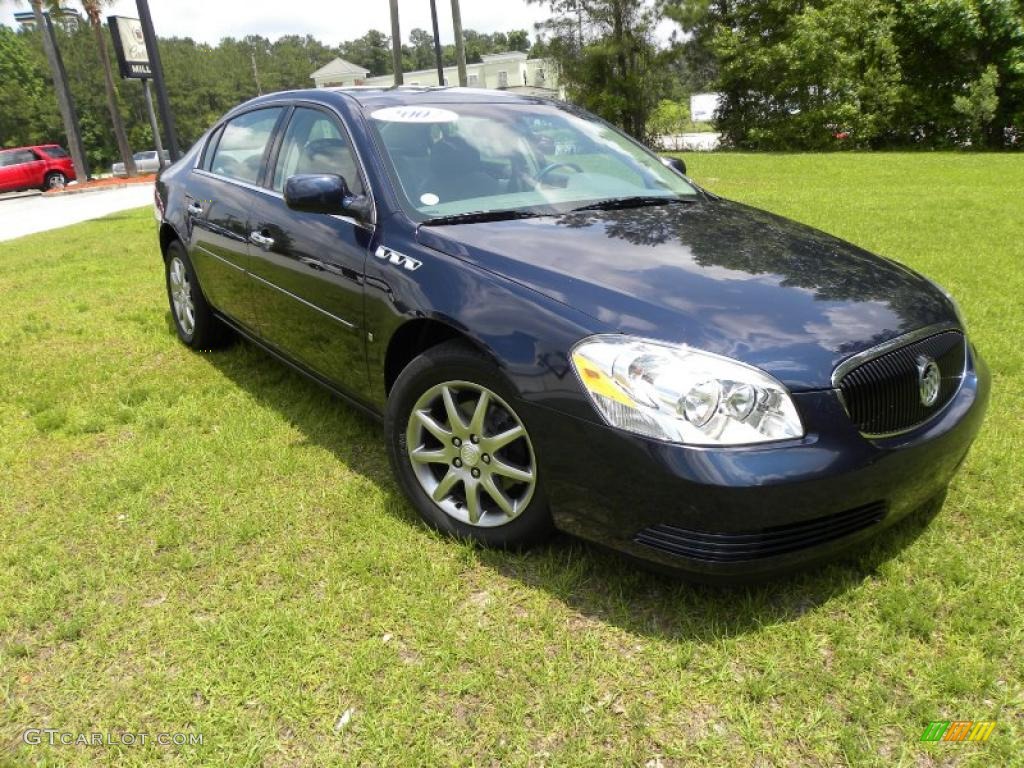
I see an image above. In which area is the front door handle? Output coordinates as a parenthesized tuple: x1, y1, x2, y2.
(186, 201, 203, 216)
(250, 230, 275, 249)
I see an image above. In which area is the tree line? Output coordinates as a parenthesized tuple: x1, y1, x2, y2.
(3, 0, 1022, 167)
(0, 23, 536, 169)
(544, 0, 1015, 150)
(544, 0, 1023, 149)
(670, 0, 1024, 149)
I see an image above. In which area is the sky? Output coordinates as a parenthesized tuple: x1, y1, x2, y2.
(0, 0, 555, 46)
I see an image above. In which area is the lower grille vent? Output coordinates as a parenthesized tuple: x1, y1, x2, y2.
(634, 502, 887, 563)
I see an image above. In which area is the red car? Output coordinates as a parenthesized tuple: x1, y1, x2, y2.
(0, 144, 76, 193)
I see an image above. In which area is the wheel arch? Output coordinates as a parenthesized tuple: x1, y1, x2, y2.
(383, 318, 499, 397)
(159, 222, 182, 259)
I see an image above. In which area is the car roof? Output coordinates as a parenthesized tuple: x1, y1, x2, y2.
(329, 86, 556, 108)
(236, 86, 558, 115)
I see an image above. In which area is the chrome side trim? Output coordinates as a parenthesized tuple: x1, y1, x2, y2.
(247, 272, 356, 330)
(830, 323, 961, 388)
(192, 167, 277, 198)
(190, 168, 372, 232)
(195, 244, 245, 272)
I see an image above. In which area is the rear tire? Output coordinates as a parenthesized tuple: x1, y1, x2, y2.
(164, 239, 231, 350)
(43, 171, 66, 191)
(386, 340, 553, 549)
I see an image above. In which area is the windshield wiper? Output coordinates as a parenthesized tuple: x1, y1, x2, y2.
(419, 209, 545, 226)
(569, 196, 697, 213)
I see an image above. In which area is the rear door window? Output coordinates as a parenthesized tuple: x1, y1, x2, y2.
(209, 108, 284, 185)
(3, 149, 38, 166)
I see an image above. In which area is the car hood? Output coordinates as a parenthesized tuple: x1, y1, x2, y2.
(416, 198, 957, 390)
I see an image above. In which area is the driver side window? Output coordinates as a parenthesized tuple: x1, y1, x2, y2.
(272, 108, 364, 196)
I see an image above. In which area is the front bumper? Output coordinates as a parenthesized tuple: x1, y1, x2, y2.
(525, 346, 990, 580)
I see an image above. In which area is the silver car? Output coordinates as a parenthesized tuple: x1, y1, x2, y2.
(111, 150, 169, 176)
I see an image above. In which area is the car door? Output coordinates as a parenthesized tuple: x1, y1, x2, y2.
(22, 149, 48, 188)
(0, 150, 20, 192)
(185, 107, 285, 333)
(246, 105, 372, 396)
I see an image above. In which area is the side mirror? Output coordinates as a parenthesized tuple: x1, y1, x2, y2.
(661, 156, 687, 176)
(284, 173, 372, 222)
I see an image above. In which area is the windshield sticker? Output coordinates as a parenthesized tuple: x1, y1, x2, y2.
(420, 193, 440, 206)
(370, 106, 459, 124)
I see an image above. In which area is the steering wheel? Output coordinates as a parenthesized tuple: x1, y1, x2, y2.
(536, 162, 584, 184)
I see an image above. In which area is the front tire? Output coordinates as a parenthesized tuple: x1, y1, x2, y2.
(164, 240, 230, 349)
(386, 340, 553, 548)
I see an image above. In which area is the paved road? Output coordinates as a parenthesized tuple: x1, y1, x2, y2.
(0, 184, 154, 242)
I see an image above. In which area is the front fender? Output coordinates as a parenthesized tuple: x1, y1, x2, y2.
(364, 223, 610, 419)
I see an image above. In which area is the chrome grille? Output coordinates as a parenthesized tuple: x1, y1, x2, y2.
(837, 330, 966, 436)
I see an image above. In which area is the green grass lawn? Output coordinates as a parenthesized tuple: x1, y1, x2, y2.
(1, 153, 1022, 767)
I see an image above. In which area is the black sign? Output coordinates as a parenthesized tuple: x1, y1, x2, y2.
(107, 16, 152, 79)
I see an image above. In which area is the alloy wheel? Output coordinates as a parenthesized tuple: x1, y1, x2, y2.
(405, 381, 537, 527)
(168, 256, 196, 337)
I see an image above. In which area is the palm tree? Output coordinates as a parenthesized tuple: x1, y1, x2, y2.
(10, 0, 89, 181)
(388, 0, 403, 85)
(79, 0, 137, 176)
(450, 0, 467, 86)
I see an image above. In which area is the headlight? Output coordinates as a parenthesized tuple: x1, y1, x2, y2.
(571, 335, 804, 446)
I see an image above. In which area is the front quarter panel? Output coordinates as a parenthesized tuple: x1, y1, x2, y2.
(364, 216, 608, 418)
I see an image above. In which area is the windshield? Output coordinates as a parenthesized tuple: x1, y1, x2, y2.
(368, 102, 698, 221)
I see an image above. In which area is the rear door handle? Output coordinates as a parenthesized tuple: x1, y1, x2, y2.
(250, 230, 275, 249)
(186, 201, 203, 215)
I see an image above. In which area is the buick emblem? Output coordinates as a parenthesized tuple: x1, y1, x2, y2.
(916, 355, 941, 407)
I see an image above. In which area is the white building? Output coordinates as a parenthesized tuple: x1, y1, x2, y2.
(309, 58, 372, 88)
(311, 51, 561, 98)
(14, 6, 81, 30)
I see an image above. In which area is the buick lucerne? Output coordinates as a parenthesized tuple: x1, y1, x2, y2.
(154, 88, 989, 579)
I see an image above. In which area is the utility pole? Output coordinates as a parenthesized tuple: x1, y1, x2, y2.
(450, 0, 467, 86)
(250, 49, 262, 95)
(32, 5, 89, 180)
(428, 0, 444, 85)
(389, 0, 403, 86)
(135, 0, 181, 160)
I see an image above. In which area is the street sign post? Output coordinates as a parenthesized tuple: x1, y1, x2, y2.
(108, 4, 181, 161)
(107, 15, 166, 167)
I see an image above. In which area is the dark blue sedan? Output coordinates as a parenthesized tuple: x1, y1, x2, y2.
(154, 87, 989, 579)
